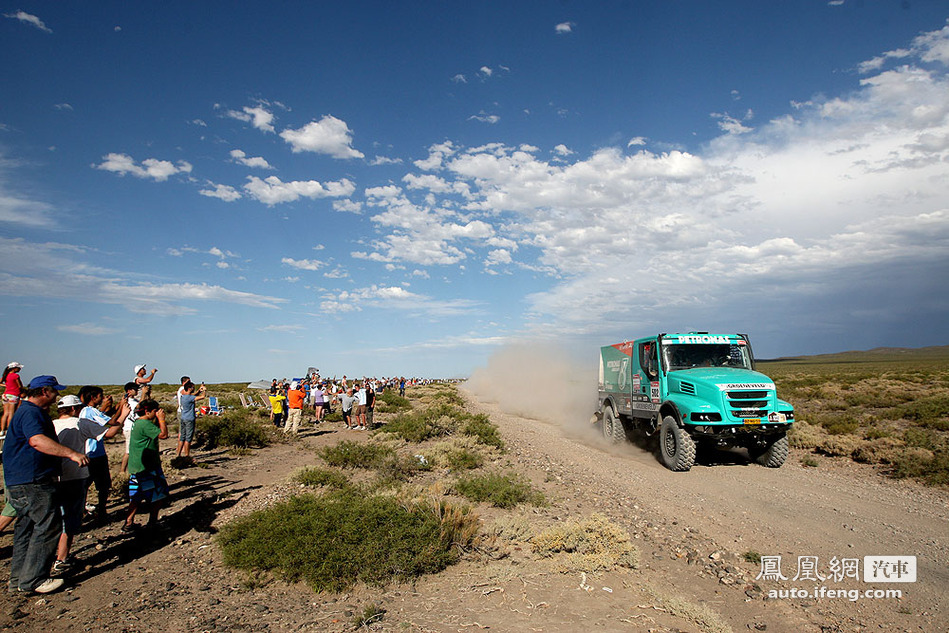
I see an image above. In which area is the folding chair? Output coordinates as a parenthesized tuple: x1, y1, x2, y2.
(207, 396, 224, 415)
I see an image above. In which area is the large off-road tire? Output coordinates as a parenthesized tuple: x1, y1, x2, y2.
(602, 407, 626, 444)
(751, 434, 789, 468)
(660, 415, 696, 472)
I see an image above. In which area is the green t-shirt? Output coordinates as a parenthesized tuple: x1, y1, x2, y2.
(128, 417, 161, 474)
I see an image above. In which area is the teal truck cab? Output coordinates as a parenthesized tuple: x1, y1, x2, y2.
(597, 332, 794, 471)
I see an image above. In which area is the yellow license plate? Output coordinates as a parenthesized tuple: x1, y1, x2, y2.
(743, 418, 761, 425)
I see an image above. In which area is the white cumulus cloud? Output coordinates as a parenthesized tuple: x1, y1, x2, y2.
(243, 176, 356, 205)
(226, 105, 276, 133)
(280, 115, 364, 159)
(94, 153, 193, 182)
(199, 183, 242, 202)
(230, 149, 272, 169)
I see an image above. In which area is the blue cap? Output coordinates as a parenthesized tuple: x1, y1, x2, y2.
(28, 375, 67, 390)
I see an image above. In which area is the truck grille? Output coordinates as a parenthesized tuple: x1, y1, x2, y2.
(727, 390, 769, 399)
(725, 390, 772, 419)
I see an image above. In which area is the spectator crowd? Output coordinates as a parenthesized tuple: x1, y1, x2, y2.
(0, 360, 436, 595)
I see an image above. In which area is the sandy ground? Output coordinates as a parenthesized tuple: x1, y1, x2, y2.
(0, 390, 946, 633)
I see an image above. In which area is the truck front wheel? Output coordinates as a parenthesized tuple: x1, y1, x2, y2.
(660, 416, 696, 472)
(602, 407, 625, 444)
(750, 434, 789, 468)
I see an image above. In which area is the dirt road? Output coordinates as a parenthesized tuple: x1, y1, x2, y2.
(461, 389, 949, 632)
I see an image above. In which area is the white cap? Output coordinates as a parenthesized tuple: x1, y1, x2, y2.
(290, 381, 299, 390)
(134, 364, 146, 373)
(58, 394, 82, 408)
(6, 361, 23, 369)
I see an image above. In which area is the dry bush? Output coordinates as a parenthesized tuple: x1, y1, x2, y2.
(531, 513, 639, 573)
(488, 514, 534, 543)
(642, 587, 733, 633)
(421, 436, 494, 470)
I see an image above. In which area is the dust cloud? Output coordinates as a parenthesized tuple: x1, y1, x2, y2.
(464, 342, 599, 437)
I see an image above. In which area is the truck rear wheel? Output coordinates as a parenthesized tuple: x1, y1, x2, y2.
(660, 416, 695, 472)
(750, 434, 789, 468)
(602, 407, 625, 444)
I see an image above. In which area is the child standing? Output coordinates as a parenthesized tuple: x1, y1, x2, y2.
(124, 399, 169, 532)
(177, 381, 206, 459)
(268, 387, 286, 428)
(120, 382, 139, 473)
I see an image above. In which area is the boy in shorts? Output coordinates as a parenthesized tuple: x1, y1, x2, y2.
(177, 381, 206, 459)
(124, 399, 169, 531)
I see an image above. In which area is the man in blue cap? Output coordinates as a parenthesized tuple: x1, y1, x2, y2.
(2, 376, 89, 594)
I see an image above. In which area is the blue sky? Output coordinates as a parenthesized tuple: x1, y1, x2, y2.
(2, 1, 948, 384)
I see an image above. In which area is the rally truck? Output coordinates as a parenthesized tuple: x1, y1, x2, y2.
(596, 332, 794, 471)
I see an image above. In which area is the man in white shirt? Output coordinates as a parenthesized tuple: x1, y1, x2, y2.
(53, 394, 124, 575)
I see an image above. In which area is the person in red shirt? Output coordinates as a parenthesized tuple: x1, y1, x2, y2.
(2, 361, 24, 437)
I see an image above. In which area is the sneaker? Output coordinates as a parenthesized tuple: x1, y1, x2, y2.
(121, 522, 139, 533)
(51, 559, 72, 577)
(85, 503, 97, 514)
(357, 426, 366, 430)
(32, 578, 64, 594)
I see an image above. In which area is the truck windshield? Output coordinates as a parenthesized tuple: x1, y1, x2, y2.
(662, 343, 753, 371)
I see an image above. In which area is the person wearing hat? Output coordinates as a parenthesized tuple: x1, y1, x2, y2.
(2, 376, 89, 594)
(285, 380, 306, 435)
(2, 361, 24, 437)
(52, 394, 126, 576)
(133, 364, 157, 401)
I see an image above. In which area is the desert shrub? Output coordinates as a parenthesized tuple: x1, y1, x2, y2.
(488, 515, 534, 542)
(445, 448, 483, 470)
(644, 587, 732, 633)
(324, 411, 343, 422)
(813, 413, 859, 435)
(421, 437, 487, 471)
(890, 447, 949, 486)
(864, 427, 893, 440)
(743, 551, 762, 564)
(461, 415, 505, 449)
(454, 472, 545, 508)
(318, 440, 395, 469)
(195, 413, 270, 450)
(531, 513, 639, 572)
(375, 390, 411, 413)
(381, 412, 444, 443)
(429, 390, 464, 407)
(897, 395, 949, 430)
(851, 437, 903, 463)
(787, 420, 823, 449)
(352, 604, 386, 629)
(294, 467, 351, 490)
(903, 427, 942, 451)
(217, 490, 477, 591)
(374, 453, 432, 486)
(381, 405, 460, 443)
